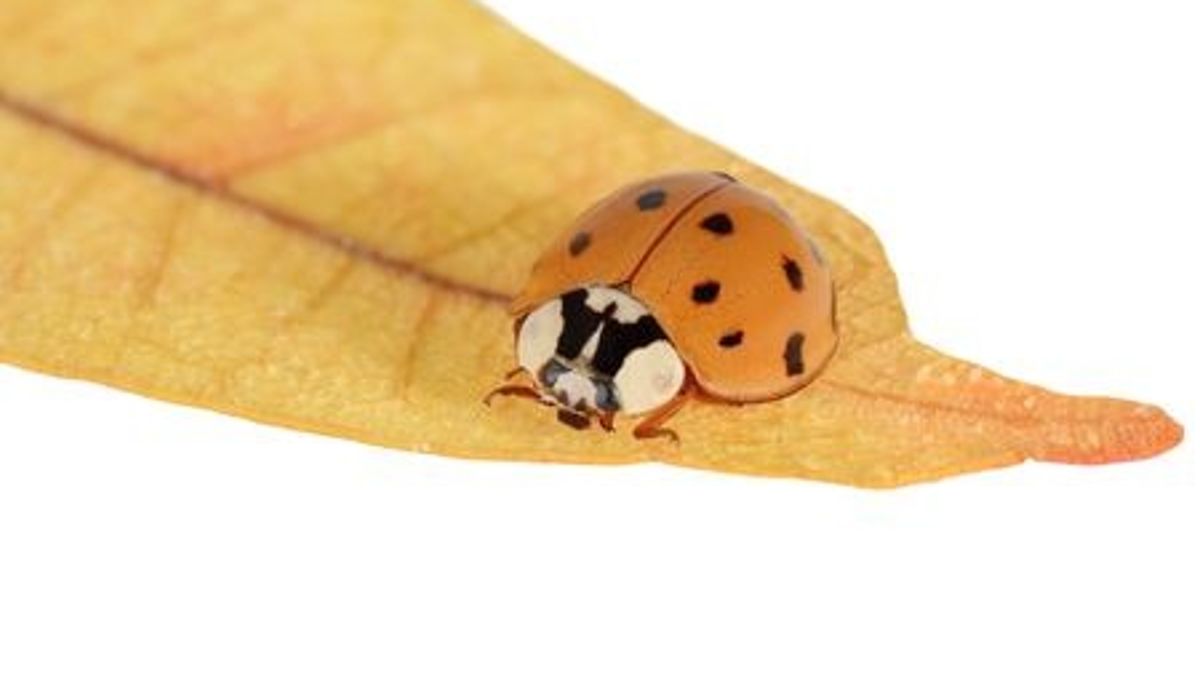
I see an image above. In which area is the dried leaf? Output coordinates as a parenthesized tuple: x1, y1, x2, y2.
(0, 0, 1181, 486)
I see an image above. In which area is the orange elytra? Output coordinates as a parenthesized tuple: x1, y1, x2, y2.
(486, 171, 839, 440)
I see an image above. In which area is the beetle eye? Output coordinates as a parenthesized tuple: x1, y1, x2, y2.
(593, 379, 619, 411)
(539, 360, 568, 387)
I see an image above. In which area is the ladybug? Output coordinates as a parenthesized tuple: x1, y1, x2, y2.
(486, 171, 839, 440)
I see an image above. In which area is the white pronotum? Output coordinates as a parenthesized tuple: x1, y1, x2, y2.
(516, 286, 684, 416)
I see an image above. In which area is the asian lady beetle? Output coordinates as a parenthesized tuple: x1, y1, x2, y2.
(486, 171, 839, 440)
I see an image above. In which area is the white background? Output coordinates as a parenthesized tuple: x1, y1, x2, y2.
(2, 1, 1197, 673)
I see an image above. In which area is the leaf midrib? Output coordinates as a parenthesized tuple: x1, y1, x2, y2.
(0, 90, 511, 306)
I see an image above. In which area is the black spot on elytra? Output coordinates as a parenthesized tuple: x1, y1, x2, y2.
(712, 171, 737, 182)
(691, 280, 721, 304)
(718, 330, 744, 348)
(636, 189, 667, 211)
(568, 231, 590, 256)
(782, 256, 804, 291)
(784, 332, 805, 376)
(700, 212, 733, 236)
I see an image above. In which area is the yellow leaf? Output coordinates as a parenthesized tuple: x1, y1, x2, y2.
(0, 0, 1181, 487)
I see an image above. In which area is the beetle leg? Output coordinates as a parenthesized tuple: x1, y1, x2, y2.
(485, 367, 547, 407)
(483, 383, 545, 407)
(632, 392, 690, 444)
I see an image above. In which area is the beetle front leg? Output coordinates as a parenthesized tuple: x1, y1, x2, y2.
(483, 383, 544, 406)
(483, 369, 547, 407)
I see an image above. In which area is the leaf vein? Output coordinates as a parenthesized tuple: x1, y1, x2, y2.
(0, 90, 511, 305)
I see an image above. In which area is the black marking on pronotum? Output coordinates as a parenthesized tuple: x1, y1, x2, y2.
(782, 255, 804, 291)
(568, 231, 591, 256)
(691, 280, 721, 304)
(718, 330, 744, 348)
(636, 189, 666, 211)
(700, 212, 733, 235)
(784, 332, 806, 376)
(556, 289, 606, 359)
(592, 315, 668, 377)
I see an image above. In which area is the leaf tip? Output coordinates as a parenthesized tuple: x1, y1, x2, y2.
(1030, 402, 1184, 465)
